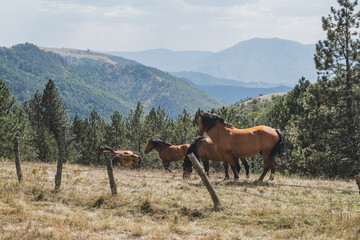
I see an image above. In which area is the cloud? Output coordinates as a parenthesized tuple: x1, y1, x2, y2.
(0, 0, 342, 51)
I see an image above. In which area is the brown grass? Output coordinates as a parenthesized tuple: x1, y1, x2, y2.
(1, 161, 360, 240)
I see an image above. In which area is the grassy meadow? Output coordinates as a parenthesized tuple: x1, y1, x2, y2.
(1, 160, 360, 240)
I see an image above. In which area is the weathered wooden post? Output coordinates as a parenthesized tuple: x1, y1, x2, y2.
(187, 153, 221, 210)
(355, 174, 360, 195)
(55, 127, 66, 190)
(14, 135, 22, 182)
(104, 151, 117, 195)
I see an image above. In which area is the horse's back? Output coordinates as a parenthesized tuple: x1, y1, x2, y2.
(229, 125, 279, 158)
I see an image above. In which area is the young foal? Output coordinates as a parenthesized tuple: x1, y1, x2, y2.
(183, 136, 250, 179)
(144, 139, 189, 172)
(198, 113, 284, 181)
(112, 153, 141, 169)
(98, 145, 136, 167)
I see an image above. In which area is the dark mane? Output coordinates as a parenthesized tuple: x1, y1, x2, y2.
(151, 139, 172, 147)
(202, 112, 233, 132)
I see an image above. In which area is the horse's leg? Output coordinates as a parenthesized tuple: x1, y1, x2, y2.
(258, 154, 271, 182)
(269, 156, 276, 181)
(222, 161, 230, 180)
(230, 158, 239, 180)
(235, 158, 241, 174)
(202, 159, 210, 176)
(241, 158, 250, 179)
(163, 161, 172, 173)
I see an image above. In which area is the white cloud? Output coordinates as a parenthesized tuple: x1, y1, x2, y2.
(0, 0, 345, 51)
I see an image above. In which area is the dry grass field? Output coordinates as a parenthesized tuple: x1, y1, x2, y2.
(1, 160, 360, 240)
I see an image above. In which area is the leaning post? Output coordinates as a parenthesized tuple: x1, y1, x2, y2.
(355, 174, 360, 195)
(14, 135, 22, 183)
(187, 153, 221, 210)
(55, 126, 66, 190)
(104, 151, 117, 195)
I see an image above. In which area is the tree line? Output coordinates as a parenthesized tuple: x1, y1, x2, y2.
(0, 0, 359, 178)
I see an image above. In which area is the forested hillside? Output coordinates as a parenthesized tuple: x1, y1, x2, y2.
(0, 43, 224, 120)
(0, 1, 359, 180)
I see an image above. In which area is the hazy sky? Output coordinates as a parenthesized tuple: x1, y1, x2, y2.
(0, 0, 339, 52)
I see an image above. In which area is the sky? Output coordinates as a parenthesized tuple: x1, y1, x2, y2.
(0, 0, 340, 52)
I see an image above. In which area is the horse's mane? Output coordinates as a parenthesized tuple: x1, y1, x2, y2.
(152, 139, 172, 147)
(202, 112, 233, 132)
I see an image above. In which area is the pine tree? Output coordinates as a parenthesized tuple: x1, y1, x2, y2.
(0, 78, 15, 158)
(41, 79, 67, 140)
(172, 109, 195, 145)
(84, 109, 105, 165)
(106, 111, 125, 148)
(313, 0, 360, 176)
(125, 102, 144, 153)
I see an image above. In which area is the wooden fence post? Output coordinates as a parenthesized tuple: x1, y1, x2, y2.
(14, 135, 22, 183)
(55, 127, 66, 190)
(187, 153, 221, 210)
(355, 174, 360, 195)
(104, 151, 117, 195)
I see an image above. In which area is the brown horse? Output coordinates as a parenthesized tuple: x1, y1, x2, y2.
(98, 145, 137, 167)
(144, 139, 189, 172)
(183, 136, 250, 179)
(98, 146, 133, 159)
(198, 112, 284, 181)
(112, 153, 141, 169)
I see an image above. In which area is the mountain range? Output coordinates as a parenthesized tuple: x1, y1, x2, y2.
(0, 43, 224, 120)
(111, 38, 317, 87)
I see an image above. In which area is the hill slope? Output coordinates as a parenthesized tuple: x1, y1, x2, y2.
(0, 43, 224, 119)
(110, 48, 213, 72)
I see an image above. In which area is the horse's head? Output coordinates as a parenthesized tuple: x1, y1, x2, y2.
(198, 113, 206, 136)
(182, 155, 193, 179)
(144, 139, 155, 154)
(198, 112, 230, 135)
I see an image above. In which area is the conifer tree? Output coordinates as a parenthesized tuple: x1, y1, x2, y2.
(0, 78, 15, 158)
(313, 0, 360, 176)
(125, 101, 144, 153)
(41, 79, 67, 140)
(106, 111, 125, 148)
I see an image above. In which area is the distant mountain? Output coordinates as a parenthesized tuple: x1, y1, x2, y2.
(109, 49, 213, 72)
(0, 43, 224, 120)
(111, 38, 317, 87)
(196, 85, 291, 104)
(193, 38, 316, 86)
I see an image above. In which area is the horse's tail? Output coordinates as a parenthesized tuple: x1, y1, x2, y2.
(270, 129, 285, 158)
(137, 156, 141, 168)
(183, 136, 206, 171)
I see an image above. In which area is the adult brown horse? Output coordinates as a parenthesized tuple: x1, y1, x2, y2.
(112, 153, 141, 169)
(198, 112, 284, 181)
(144, 139, 189, 172)
(183, 136, 250, 179)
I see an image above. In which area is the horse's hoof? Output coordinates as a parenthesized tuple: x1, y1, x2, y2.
(223, 177, 229, 181)
(269, 173, 274, 181)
